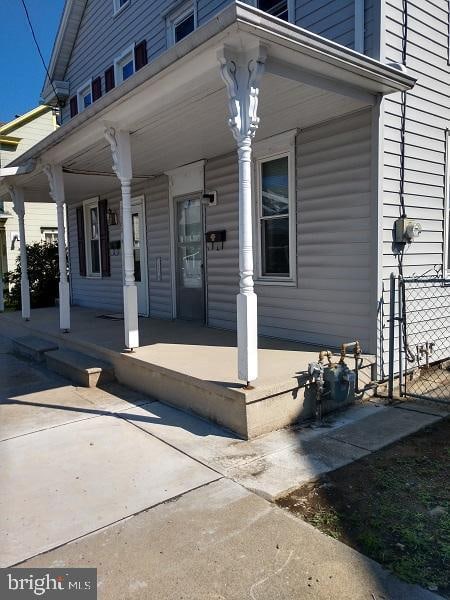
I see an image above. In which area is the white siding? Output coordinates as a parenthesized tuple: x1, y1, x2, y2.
(0, 109, 58, 273)
(206, 109, 374, 349)
(0, 110, 56, 168)
(380, 0, 450, 374)
(3, 201, 58, 273)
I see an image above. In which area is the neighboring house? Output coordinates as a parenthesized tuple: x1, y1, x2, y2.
(0, 106, 59, 275)
(0, 0, 448, 388)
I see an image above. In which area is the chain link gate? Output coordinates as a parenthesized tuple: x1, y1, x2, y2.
(393, 276, 450, 402)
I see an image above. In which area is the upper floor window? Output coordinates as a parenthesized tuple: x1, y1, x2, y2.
(166, 2, 196, 46)
(78, 81, 92, 111)
(115, 47, 135, 85)
(174, 9, 195, 42)
(258, 0, 289, 21)
(113, 0, 129, 15)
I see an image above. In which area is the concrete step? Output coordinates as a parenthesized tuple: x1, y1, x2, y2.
(13, 336, 59, 363)
(45, 349, 115, 388)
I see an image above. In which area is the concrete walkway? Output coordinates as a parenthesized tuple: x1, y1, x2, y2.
(0, 333, 445, 599)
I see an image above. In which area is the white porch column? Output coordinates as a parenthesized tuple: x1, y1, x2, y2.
(218, 45, 266, 385)
(44, 164, 70, 332)
(9, 186, 30, 320)
(104, 127, 139, 350)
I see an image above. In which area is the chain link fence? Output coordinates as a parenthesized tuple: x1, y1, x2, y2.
(397, 276, 450, 402)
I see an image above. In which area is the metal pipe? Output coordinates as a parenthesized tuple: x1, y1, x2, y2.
(388, 273, 396, 400)
(339, 340, 361, 363)
(398, 276, 404, 396)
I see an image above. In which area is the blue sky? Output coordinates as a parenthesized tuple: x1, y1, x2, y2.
(0, 0, 65, 123)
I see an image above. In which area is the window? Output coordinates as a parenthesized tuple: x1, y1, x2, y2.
(41, 228, 58, 244)
(113, 0, 129, 15)
(115, 47, 135, 85)
(257, 0, 289, 21)
(166, 3, 196, 46)
(77, 81, 92, 112)
(84, 198, 102, 277)
(174, 10, 195, 42)
(256, 146, 296, 283)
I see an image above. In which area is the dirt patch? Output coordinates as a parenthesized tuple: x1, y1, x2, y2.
(276, 417, 450, 597)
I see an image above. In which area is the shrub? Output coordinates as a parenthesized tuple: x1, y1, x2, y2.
(4, 242, 61, 310)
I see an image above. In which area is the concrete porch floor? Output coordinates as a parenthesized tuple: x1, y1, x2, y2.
(0, 307, 374, 438)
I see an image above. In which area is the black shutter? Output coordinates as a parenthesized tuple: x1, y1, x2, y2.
(69, 95, 78, 118)
(92, 76, 102, 101)
(104, 66, 115, 92)
(76, 207, 87, 277)
(134, 40, 148, 71)
(98, 199, 111, 277)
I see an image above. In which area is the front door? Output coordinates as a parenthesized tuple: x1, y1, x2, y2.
(175, 196, 204, 321)
(131, 198, 149, 316)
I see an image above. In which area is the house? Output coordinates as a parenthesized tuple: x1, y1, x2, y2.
(0, 0, 448, 437)
(0, 105, 59, 308)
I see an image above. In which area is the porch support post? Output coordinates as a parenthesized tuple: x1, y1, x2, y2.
(104, 127, 139, 350)
(44, 164, 70, 332)
(9, 186, 30, 320)
(218, 44, 266, 385)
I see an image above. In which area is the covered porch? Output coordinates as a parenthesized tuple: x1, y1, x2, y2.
(0, 2, 414, 433)
(0, 305, 375, 438)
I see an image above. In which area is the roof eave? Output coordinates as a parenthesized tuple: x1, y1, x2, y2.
(12, 2, 415, 170)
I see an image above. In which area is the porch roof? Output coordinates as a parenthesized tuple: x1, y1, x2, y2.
(1, 1, 415, 202)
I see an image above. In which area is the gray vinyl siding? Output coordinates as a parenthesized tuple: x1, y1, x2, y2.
(68, 176, 172, 317)
(295, 0, 356, 48)
(205, 153, 239, 330)
(146, 175, 173, 319)
(294, 0, 378, 56)
(68, 195, 123, 312)
(61, 0, 379, 123)
(206, 109, 374, 349)
(61, 0, 167, 123)
(379, 0, 450, 374)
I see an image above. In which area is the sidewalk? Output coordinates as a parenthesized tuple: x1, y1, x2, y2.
(0, 330, 446, 599)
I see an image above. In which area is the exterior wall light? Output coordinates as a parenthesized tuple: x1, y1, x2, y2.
(107, 208, 119, 226)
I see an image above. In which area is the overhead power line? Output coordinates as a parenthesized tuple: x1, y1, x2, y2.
(19, 0, 62, 106)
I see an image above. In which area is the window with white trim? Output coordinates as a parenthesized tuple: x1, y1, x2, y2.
(113, 0, 129, 15)
(84, 198, 102, 277)
(115, 47, 135, 85)
(174, 9, 195, 42)
(41, 228, 58, 244)
(256, 150, 296, 282)
(77, 81, 92, 111)
(166, 2, 196, 46)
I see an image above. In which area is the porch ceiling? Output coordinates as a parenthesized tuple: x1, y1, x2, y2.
(63, 74, 366, 188)
(1, 1, 415, 203)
